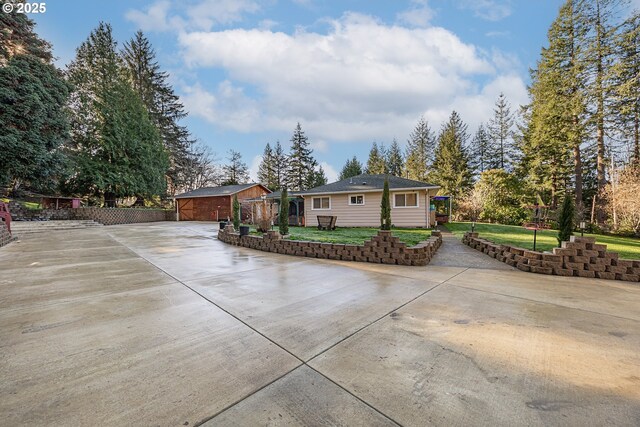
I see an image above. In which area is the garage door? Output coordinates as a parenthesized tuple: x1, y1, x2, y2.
(178, 199, 194, 221)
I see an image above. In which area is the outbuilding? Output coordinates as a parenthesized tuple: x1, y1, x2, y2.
(174, 184, 270, 221)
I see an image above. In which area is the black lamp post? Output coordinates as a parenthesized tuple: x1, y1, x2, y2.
(580, 221, 586, 237)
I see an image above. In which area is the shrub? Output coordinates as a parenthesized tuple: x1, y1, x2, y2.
(557, 194, 574, 245)
(279, 187, 289, 235)
(380, 177, 391, 230)
(232, 194, 240, 228)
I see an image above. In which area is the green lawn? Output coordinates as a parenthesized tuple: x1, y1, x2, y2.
(446, 222, 640, 260)
(249, 226, 431, 246)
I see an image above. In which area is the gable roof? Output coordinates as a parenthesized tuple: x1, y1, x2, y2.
(174, 183, 270, 199)
(300, 174, 439, 196)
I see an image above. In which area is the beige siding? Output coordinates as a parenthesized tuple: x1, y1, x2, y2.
(305, 190, 432, 228)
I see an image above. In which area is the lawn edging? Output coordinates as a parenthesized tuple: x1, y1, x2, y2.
(463, 232, 640, 283)
(218, 226, 442, 266)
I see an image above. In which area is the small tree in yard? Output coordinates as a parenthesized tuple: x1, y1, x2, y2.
(557, 194, 574, 245)
(380, 177, 391, 230)
(232, 194, 240, 229)
(279, 187, 289, 235)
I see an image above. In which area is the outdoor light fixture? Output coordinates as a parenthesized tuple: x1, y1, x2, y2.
(471, 221, 476, 233)
(580, 221, 586, 236)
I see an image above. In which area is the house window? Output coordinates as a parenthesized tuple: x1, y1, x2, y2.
(349, 194, 365, 205)
(394, 192, 418, 208)
(312, 197, 331, 210)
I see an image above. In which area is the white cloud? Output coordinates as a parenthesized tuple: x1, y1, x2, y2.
(126, 0, 261, 32)
(248, 154, 262, 182)
(397, 0, 435, 27)
(177, 12, 526, 146)
(320, 162, 338, 183)
(458, 0, 512, 21)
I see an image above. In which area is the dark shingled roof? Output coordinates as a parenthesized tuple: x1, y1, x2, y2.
(300, 174, 439, 195)
(175, 184, 268, 199)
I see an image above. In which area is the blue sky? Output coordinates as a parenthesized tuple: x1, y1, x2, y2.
(32, 0, 568, 182)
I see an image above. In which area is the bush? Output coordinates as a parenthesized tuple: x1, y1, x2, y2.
(557, 194, 574, 245)
(232, 195, 240, 228)
(279, 187, 289, 235)
(380, 177, 391, 230)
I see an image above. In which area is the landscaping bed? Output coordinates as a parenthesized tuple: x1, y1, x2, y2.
(249, 226, 432, 246)
(447, 222, 640, 260)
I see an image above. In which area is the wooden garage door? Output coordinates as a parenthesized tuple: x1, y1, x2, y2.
(178, 199, 194, 221)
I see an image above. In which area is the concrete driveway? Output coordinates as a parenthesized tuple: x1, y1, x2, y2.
(1, 222, 639, 426)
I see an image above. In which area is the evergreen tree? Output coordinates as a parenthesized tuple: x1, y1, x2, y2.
(121, 31, 195, 196)
(366, 142, 387, 174)
(386, 139, 404, 177)
(279, 187, 289, 235)
(232, 194, 240, 228)
(405, 116, 435, 181)
(469, 124, 491, 176)
(0, 11, 71, 194)
(222, 150, 249, 185)
(487, 93, 516, 170)
(286, 123, 316, 191)
(66, 23, 168, 204)
(380, 177, 391, 230)
(257, 143, 277, 189)
(310, 165, 328, 188)
(339, 156, 363, 180)
(273, 140, 288, 190)
(557, 193, 575, 245)
(429, 111, 473, 205)
(611, 11, 640, 166)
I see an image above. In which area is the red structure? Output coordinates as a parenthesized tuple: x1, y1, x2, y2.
(41, 196, 81, 209)
(0, 202, 11, 234)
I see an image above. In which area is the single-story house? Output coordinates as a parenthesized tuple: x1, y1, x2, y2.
(174, 183, 270, 221)
(301, 174, 441, 228)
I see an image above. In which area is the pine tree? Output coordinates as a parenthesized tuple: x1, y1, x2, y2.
(258, 143, 277, 189)
(611, 11, 640, 166)
(273, 141, 288, 190)
(222, 150, 249, 185)
(66, 23, 168, 204)
(557, 193, 575, 245)
(487, 93, 516, 170)
(121, 31, 195, 197)
(366, 142, 387, 174)
(286, 123, 316, 191)
(310, 165, 328, 188)
(339, 156, 363, 180)
(429, 111, 473, 204)
(386, 139, 404, 177)
(279, 187, 289, 235)
(0, 12, 71, 194)
(380, 177, 391, 230)
(405, 116, 435, 181)
(469, 124, 491, 176)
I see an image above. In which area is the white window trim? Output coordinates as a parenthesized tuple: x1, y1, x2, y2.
(393, 192, 419, 208)
(311, 196, 331, 210)
(348, 194, 365, 206)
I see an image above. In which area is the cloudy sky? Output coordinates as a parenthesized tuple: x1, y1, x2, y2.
(33, 0, 569, 182)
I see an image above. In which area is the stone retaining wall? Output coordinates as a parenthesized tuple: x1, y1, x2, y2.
(463, 232, 639, 283)
(219, 227, 442, 266)
(0, 223, 16, 248)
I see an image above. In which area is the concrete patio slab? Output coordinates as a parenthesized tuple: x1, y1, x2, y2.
(310, 282, 640, 426)
(1, 222, 639, 426)
(203, 366, 396, 426)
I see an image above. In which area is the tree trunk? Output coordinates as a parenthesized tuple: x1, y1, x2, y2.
(595, 0, 607, 224)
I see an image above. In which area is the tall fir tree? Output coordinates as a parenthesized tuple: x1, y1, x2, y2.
(222, 150, 249, 185)
(257, 143, 277, 189)
(366, 142, 387, 174)
(286, 123, 316, 191)
(487, 93, 516, 170)
(469, 124, 491, 176)
(405, 116, 435, 181)
(339, 156, 363, 180)
(66, 23, 168, 204)
(121, 31, 195, 197)
(386, 139, 404, 177)
(611, 11, 640, 166)
(0, 11, 71, 194)
(310, 165, 328, 188)
(429, 111, 473, 205)
(272, 141, 288, 191)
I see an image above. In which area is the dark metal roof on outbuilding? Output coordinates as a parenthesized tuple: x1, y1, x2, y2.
(300, 174, 439, 196)
(174, 184, 270, 199)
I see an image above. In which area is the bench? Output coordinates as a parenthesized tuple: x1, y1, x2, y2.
(317, 215, 337, 231)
